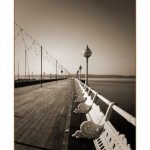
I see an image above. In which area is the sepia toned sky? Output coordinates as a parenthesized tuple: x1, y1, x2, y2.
(15, 0, 135, 75)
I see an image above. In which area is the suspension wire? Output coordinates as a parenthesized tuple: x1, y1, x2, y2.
(33, 41, 40, 56)
(14, 29, 21, 40)
(42, 47, 56, 65)
(15, 23, 70, 75)
(42, 49, 47, 60)
(20, 29, 29, 51)
(28, 41, 34, 51)
(20, 29, 36, 52)
(15, 23, 41, 47)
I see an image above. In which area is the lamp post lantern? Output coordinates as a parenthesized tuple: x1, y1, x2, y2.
(83, 45, 92, 86)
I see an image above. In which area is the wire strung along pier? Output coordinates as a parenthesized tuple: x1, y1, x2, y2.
(15, 23, 70, 87)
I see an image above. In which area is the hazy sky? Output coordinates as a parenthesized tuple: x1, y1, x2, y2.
(15, 0, 135, 75)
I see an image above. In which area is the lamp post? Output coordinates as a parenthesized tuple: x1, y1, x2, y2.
(79, 65, 82, 81)
(83, 45, 92, 86)
(76, 70, 79, 79)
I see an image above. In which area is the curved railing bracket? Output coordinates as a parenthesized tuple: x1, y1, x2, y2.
(73, 103, 92, 114)
(74, 95, 87, 103)
(72, 121, 104, 139)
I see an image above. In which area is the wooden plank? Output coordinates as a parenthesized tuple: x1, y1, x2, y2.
(27, 94, 66, 147)
(15, 79, 74, 149)
(15, 113, 45, 141)
(51, 115, 68, 150)
(15, 89, 56, 128)
(44, 86, 74, 149)
(16, 90, 61, 142)
(61, 107, 72, 150)
(15, 142, 46, 150)
(37, 93, 72, 148)
(15, 94, 55, 138)
(15, 143, 28, 150)
(44, 114, 64, 149)
(15, 89, 53, 118)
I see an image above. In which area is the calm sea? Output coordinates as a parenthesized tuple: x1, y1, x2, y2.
(88, 78, 135, 115)
(88, 78, 136, 149)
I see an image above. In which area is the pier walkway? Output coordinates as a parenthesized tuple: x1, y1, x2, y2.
(15, 79, 95, 150)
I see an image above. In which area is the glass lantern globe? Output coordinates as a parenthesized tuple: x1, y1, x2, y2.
(83, 45, 92, 58)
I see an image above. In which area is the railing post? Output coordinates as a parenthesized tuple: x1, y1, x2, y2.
(104, 102, 115, 121)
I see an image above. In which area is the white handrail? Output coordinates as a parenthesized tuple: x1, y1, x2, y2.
(76, 78, 136, 126)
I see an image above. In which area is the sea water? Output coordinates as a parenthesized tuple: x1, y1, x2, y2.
(88, 78, 135, 115)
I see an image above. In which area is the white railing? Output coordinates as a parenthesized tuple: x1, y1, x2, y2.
(78, 79, 135, 126)
(72, 78, 135, 150)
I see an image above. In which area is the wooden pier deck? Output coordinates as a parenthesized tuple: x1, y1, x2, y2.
(15, 79, 95, 150)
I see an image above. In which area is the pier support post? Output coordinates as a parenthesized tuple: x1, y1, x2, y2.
(86, 58, 88, 85)
(83, 45, 92, 86)
(41, 46, 42, 87)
